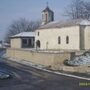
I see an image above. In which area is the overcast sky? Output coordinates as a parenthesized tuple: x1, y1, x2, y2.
(0, 0, 89, 40)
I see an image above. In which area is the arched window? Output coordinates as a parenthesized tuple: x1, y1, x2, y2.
(58, 36, 61, 44)
(45, 14, 48, 22)
(66, 36, 69, 44)
(38, 32, 39, 36)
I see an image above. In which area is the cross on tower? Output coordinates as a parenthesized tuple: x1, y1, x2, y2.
(46, 2, 49, 7)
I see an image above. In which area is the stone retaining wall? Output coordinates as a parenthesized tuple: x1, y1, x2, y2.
(6, 48, 90, 73)
(6, 48, 71, 67)
(52, 66, 90, 73)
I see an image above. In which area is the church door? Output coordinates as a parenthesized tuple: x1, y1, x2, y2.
(36, 40, 40, 48)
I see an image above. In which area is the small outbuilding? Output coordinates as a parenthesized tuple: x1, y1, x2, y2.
(10, 32, 35, 48)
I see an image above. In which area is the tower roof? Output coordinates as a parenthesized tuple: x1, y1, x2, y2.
(42, 6, 53, 13)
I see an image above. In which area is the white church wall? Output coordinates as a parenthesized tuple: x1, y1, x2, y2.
(36, 26, 80, 50)
(84, 26, 90, 50)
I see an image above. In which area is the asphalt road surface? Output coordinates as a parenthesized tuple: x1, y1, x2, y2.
(0, 58, 90, 90)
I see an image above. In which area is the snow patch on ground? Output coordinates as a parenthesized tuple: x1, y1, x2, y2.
(67, 51, 90, 66)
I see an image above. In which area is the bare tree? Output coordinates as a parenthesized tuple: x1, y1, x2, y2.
(64, 0, 90, 19)
(5, 18, 41, 42)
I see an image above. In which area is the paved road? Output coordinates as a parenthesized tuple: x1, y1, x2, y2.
(0, 58, 90, 90)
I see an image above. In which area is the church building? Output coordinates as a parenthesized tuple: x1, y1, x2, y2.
(35, 5, 90, 51)
(10, 5, 90, 51)
(7, 5, 90, 69)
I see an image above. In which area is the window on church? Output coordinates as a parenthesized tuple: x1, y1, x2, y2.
(58, 36, 61, 44)
(38, 32, 39, 36)
(42, 14, 44, 20)
(66, 36, 69, 44)
(45, 14, 48, 22)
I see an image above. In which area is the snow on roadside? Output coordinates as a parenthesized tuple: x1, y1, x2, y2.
(67, 51, 90, 66)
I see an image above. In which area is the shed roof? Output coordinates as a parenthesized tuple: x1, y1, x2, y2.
(11, 32, 35, 38)
(39, 19, 90, 29)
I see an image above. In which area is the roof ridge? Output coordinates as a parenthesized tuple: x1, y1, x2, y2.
(39, 19, 90, 29)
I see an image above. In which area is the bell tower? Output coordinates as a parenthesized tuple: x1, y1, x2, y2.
(42, 3, 54, 25)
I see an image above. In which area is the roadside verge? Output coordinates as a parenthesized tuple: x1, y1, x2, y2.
(3, 57, 90, 81)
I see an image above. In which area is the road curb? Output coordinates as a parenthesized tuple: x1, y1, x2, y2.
(26, 64, 90, 81)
